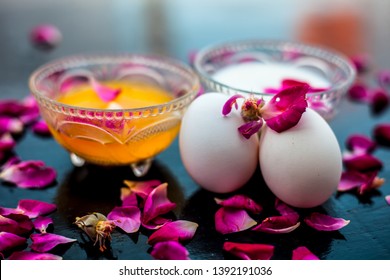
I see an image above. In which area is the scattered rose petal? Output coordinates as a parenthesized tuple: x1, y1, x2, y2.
(373, 124, 390, 147)
(264, 79, 328, 94)
(223, 242, 274, 260)
(0, 213, 33, 235)
(33, 216, 53, 233)
(343, 153, 383, 172)
(30, 24, 62, 50)
(222, 94, 243, 116)
(122, 179, 162, 206)
(0, 117, 23, 134)
(148, 220, 198, 245)
(215, 207, 257, 234)
(17, 199, 56, 219)
(370, 88, 389, 114)
(351, 54, 370, 74)
(120, 190, 138, 207)
(339, 171, 386, 195)
(346, 134, 376, 154)
(260, 85, 309, 133)
(304, 212, 350, 231)
(274, 198, 299, 221)
(107, 206, 141, 233)
(32, 120, 51, 136)
(30, 233, 76, 253)
(0, 232, 27, 252)
(74, 213, 115, 252)
(238, 120, 263, 139)
(338, 171, 370, 192)
(150, 241, 190, 260)
(0, 133, 16, 152)
(142, 183, 176, 226)
(385, 195, 390, 205)
(215, 195, 262, 214)
(292, 246, 319, 260)
(348, 83, 370, 102)
(378, 69, 390, 90)
(0, 160, 57, 188)
(252, 215, 300, 234)
(8, 251, 62, 260)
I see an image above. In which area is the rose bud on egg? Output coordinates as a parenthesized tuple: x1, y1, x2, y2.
(259, 108, 342, 208)
(179, 93, 259, 193)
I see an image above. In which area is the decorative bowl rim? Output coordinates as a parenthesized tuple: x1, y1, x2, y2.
(193, 39, 356, 97)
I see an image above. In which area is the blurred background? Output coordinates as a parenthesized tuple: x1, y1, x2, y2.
(1, 0, 390, 100)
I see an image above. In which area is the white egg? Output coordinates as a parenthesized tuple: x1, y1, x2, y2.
(179, 92, 259, 193)
(259, 108, 342, 208)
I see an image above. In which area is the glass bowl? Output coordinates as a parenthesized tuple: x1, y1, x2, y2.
(193, 40, 356, 119)
(29, 54, 200, 176)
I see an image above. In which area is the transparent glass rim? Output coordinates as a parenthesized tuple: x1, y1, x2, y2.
(29, 53, 200, 114)
(193, 39, 356, 97)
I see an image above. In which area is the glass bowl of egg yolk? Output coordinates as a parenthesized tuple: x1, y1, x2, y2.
(29, 54, 200, 176)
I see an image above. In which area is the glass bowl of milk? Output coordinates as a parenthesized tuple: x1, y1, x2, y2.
(193, 40, 356, 119)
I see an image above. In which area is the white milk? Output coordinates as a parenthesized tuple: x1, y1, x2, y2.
(212, 62, 330, 93)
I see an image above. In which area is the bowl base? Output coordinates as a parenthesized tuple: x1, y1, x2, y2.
(69, 153, 153, 177)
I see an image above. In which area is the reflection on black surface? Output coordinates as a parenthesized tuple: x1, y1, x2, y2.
(181, 169, 343, 260)
(55, 160, 184, 259)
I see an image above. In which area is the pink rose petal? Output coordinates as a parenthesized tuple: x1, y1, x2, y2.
(304, 212, 350, 231)
(147, 220, 198, 245)
(30, 233, 77, 253)
(292, 246, 319, 260)
(16, 199, 56, 219)
(223, 242, 274, 260)
(215, 195, 262, 214)
(385, 195, 390, 205)
(91, 79, 121, 103)
(338, 171, 369, 192)
(343, 153, 383, 172)
(264, 79, 328, 94)
(8, 251, 62, 260)
(0, 213, 34, 235)
(351, 54, 370, 74)
(0, 160, 57, 188)
(142, 216, 172, 230)
(142, 183, 176, 225)
(373, 124, 390, 147)
(222, 94, 243, 116)
(238, 120, 263, 139)
(0, 232, 27, 252)
(150, 241, 190, 260)
(107, 206, 141, 233)
(32, 120, 51, 136)
(274, 198, 299, 221)
(0, 133, 16, 152)
(33, 216, 53, 233)
(0, 117, 23, 134)
(370, 88, 389, 114)
(260, 85, 308, 133)
(120, 190, 138, 207)
(378, 69, 390, 90)
(215, 207, 257, 235)
(122, 179, 162, 206)
(346, 134, 376, 154)
(252, 215, 300, 234)
(30, 24, 62, 50)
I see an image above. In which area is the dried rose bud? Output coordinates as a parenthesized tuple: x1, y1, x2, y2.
(30, 24, 62, 50)
(240, 96, 263, 122)
(74, 212, 116, 252)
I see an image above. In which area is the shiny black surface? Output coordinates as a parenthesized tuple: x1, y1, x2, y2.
(0, 0, 390, 260)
